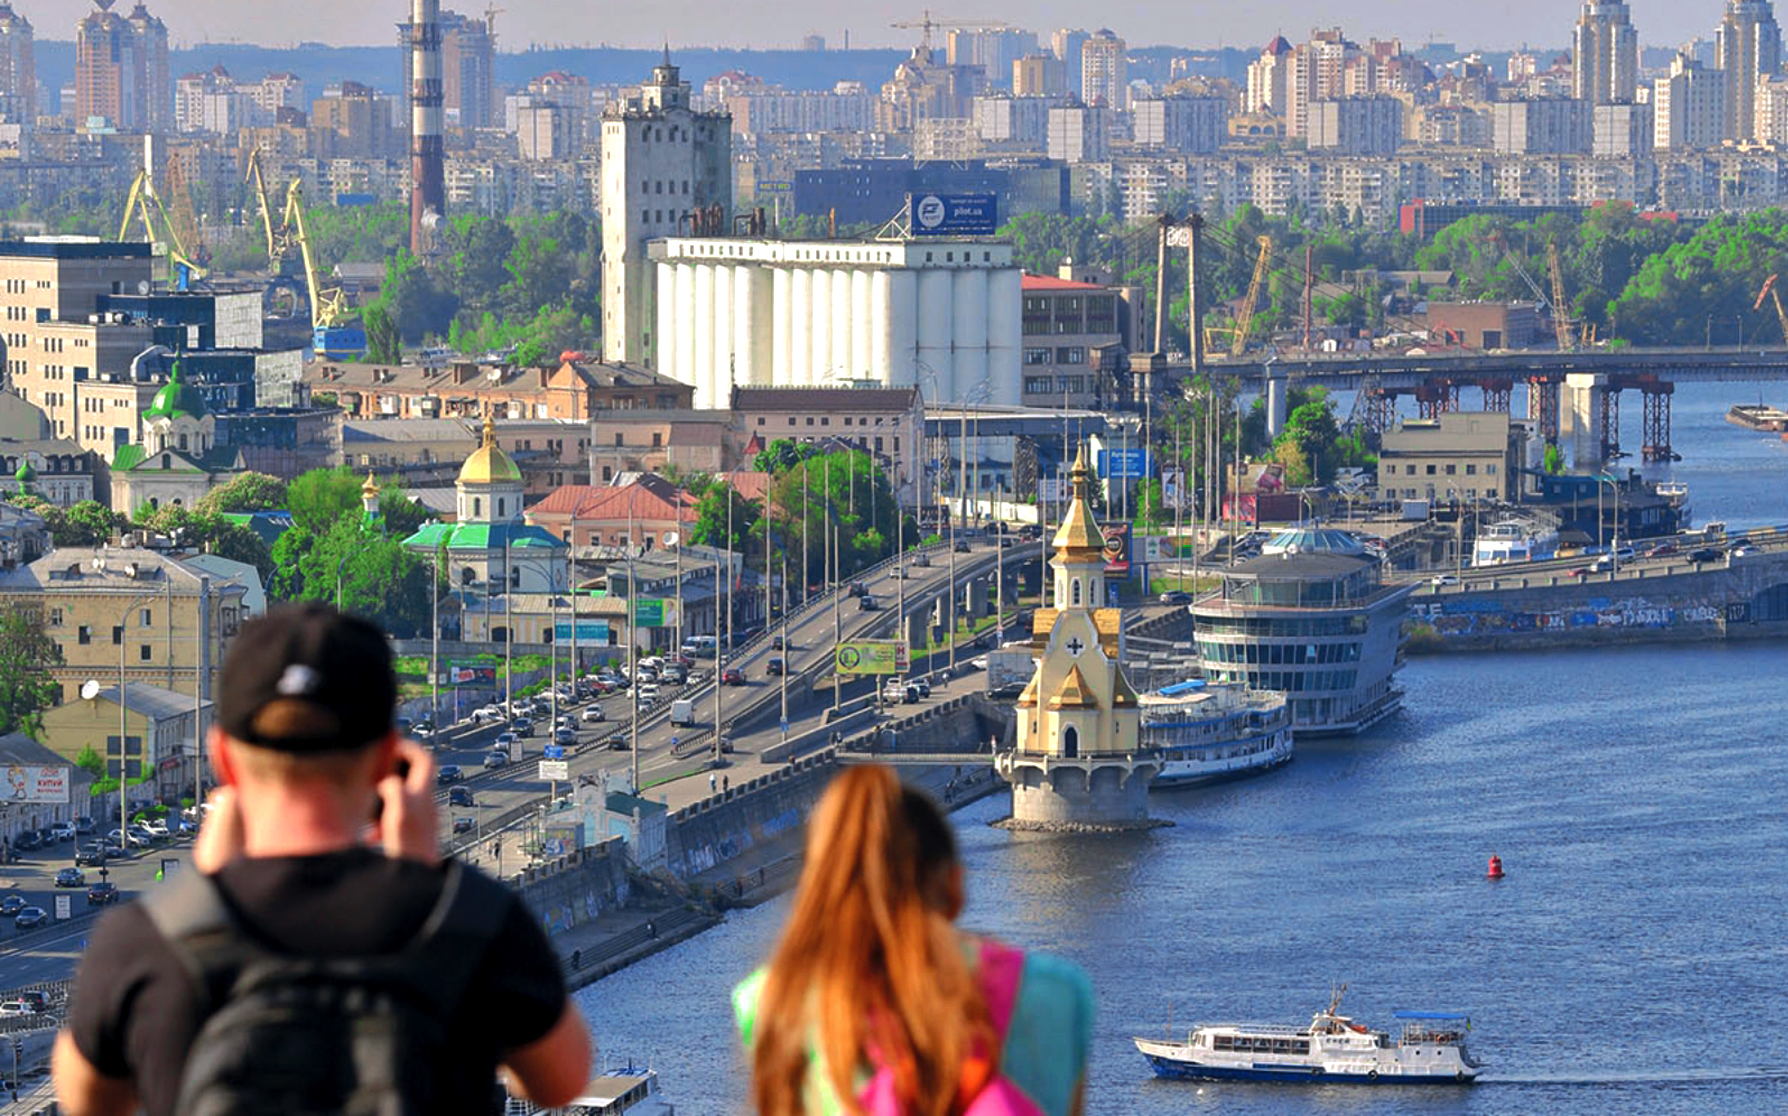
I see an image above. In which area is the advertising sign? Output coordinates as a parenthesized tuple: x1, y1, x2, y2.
(835, 640, 911, 675)
(1097, 448, 1153, 479)
(446, 664, 497, 686)
(54, 894, 71, 921)
(542, 822, 582, 859)
(908, 192, 998, 236)
(538, 759, 570, 781)
(632, 598, 668, 628)
(1101, 523, 1132, 576)
(553, 620, 610, 642)
(4, 764, 69, 804)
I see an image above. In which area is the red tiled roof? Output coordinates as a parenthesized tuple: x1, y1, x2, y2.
(528, 481, 691, 522)
(1021, 273, 1105, 291)
(714, 469, 771, 502)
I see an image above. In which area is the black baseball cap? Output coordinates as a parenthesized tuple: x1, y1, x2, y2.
(218, 604, 396, 753)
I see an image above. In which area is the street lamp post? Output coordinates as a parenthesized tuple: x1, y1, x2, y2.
(115, 592, 157, 860)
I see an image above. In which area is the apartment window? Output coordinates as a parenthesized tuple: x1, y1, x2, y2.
(651, 432, 662, 447)
(47, 608, 62, 627)
(1486, 464, 1498, 475)
(78, 625, 91, 645)
(1425, 464, 1436, 475)
(1024, 348, 1051, 365)
(614, 433, 623, 446)
(1465, 464, 1477, 475)
(140, 608, 151, 626)
(1445, 464, 1456, 475)
(139, 644, 152, 662)
(1024, 376, 1053, 395)
(757, 417, 765, 425)
(112, 626, 123, 645)
(805, 417, 814, 426)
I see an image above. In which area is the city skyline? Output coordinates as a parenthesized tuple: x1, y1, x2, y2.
(0, 0, 1767, 55)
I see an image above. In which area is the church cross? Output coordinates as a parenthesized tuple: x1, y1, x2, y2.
(1065, 636, 1085, 656)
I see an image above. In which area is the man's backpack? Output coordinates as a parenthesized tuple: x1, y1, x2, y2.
(858, 939, 1046, 1116)
(144, 858, 503, 1116)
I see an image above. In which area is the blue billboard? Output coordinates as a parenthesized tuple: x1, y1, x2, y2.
(1097, 448, 1153, 479)
(554, 620, 610, 642)
(908, 192, 998, 236)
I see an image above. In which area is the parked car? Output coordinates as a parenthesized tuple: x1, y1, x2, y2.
(634, 668, 659, 686)
(14, 907, 46, 930)
(721, 666, 746, 686)
(581, 705, 606, 723)
(108, 828, 149, 849)
(883, 680, 919, 704)
(75, 817, 95, 835)
(54, 867, 84, 888)
(13, 991, 46, 1012)
(73, 845, 106, 866)
(1158, 590, 1194, 605)
(447, 787, 475, 807)
(86, 882, 120, 906)
(0, 1002, 33, 1017)
(912, 678, 932, 698)
(138, 818, 170, 838)
(451, 817, 475, 835)
(766, 657, 785, 677)
(0, 895, 24, 917)
(482, 750, 509, 770)
(13, 830, 39, 851)
(48, 822, 75, 842)
(662, 665, 688, 685)
(435, 764, 464, 785)
(636, 683, 660, 704)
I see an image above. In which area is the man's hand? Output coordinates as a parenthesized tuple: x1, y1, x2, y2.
(375, 739, 441, 866)
(190, 787, 244, 875)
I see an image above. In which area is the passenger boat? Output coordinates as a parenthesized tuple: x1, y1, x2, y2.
(1726, 403, 1788, 432)
(1472, 517, 1559, 567)
(1139, 682, 1293, 788)
(504, 1063, 673, 1114)
(1133, 986, 1480, 1084)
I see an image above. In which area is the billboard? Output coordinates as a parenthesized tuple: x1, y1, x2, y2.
(835, 640, 911, 675)
(553, 620, 610, 642)
(1097, 448, 1153, 479)
(1101, 523, 1132, 576)
(908, 192, 998, 236)
(446, 664, 497, 686)
(632, 598, 670, 628)
(4, 764, 70, 804)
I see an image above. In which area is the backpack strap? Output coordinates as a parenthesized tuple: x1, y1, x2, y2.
(142, 868, 267, 1012)
(392, 858, 509, 1018)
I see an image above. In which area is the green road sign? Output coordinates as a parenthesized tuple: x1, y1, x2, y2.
(632, 598, 666, 627)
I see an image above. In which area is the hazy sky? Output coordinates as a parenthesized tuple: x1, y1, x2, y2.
(22, 1, 1727, 53)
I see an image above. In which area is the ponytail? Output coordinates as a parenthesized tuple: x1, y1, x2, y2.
(751, 765, 986, 1116)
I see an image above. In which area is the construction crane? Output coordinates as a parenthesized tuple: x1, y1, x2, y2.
(889, 10, 1011, 57)
(1754, 274, 1788, 346)
(1231, 234, 1272, 357)
(118, 170, 207, 291)
(161, 156, 204, 272)
(281, 179, 366, 360)
(1546, 239, 1573, 351)
(244, 148, 288, 266)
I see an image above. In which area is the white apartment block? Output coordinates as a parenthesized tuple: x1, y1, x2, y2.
(1654, 55, 1726, 150)
(1047, 103, 1109, 163)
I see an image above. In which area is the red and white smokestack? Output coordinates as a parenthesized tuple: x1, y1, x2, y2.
(409, 0, 444, 254)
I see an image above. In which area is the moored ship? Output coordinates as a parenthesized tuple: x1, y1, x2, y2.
(1134, 987, 1481, 1085)
(1139, 681, 1293, 788)
(1726, 403, 1788, 432)
(505, 1064, 673, 1114)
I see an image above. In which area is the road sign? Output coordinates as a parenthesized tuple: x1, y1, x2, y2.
(1097, 448, 1152, 479)
(538, 759, 570, 781)
(542, 744, 565, 760)
(54, 894, 70, 920)
(835, 640, 911, 675)
(908, 192, 998, 236)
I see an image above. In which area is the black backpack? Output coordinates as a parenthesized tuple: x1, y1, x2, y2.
(144, 858, 503, 1116)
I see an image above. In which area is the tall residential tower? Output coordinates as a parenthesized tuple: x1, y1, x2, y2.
(0, 3, 34, 127)
(1572, 0, 1640, 104)
(75, 0, 169, 132)
(1717, 0, 1782, 141)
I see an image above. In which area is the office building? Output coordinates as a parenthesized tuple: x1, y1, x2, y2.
(1716, 0, 1781, 141)
(75, 0, 171, 132)
(600, 52, 732, 367)
(1080, 29, 1127, 108)
(1573, 0, 1640, 104)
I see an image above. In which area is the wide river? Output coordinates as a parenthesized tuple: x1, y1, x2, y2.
(576, 380, 1788, 1114)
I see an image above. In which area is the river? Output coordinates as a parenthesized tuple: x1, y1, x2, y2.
(574, 379, 1788, 1115)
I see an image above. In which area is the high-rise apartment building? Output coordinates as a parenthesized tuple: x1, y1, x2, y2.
(1572, 1, 1639, 104)
(1012, 53, 1067, 96)
(1051, 29, 1090, 97)
(1246, 36, 1293, 115)
(75, 0, 170, 132)
(1716, 0, 1781, 142)
(399, 7, 496, 132)
(1284, 29, 1362, 139)
(946, 27, 1039, 89)
(1654, 53, 1726, 149)
(1080, 29, 1126, 108)
(0, 3, 34, 127)
(600, 54, 732, 366)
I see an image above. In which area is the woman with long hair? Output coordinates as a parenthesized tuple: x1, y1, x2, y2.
(735, 765, 1092, 1116)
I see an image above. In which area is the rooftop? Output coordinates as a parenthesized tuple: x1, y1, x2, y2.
(94, 682, 213, 721)
(1021, 272, 1106, 291)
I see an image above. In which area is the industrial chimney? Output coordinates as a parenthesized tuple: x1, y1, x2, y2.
(408, 0, 444, 255)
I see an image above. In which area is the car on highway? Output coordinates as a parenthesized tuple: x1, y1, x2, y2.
(858, 595, 880, 611)
(451, 817, 475, 835)
(1568, 566, 1593, 579)
(662, 664, 688, 685)
(721, 666, 746, 686)
(1431, 573, 1460, 586)
(0, 1001, 33, 1017)
(954, 539, 971, 553)
(554, 728, 576, 746)
(86, 881, 120, 906)
(0, 895, 24, 917)
(1730, 545, 1756, 557)
(494, 732, 517, 753)
(54, 867, 84, 888)
(436, 764, 464, 785)
(511, 717, 533, 737)
(447, 786, 475, 807)
(581, 705, 606, 723)
(73, 845, 106, 866)
(770, 635, 785, 650)
(847, 581, 869, 598)
(766, 657, 785, 677)
(1689, 546, 1723, 564)
(470, 706, 504, 723)
(883, 680, 919, 704)
(482, 750, 509, 770)
(636, 683, 661, 704)
(634, 667, 659, 686)
(1159, 590, 1194, 605)
(14, 906, 46, 930)
(913, 552, 931, 567)
(1646, 542, 1679, 558)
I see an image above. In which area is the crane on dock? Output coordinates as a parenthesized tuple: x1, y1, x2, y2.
(1547, 240, 1574, 351)
(117, 169, 207, 291)
(281, 179, 365, 360)
(1754, 274, 1788, 347)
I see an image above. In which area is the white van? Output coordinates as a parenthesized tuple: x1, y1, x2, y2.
(670, 698, 698, 726)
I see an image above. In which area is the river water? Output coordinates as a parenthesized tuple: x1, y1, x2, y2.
(575, 380, 1788, 1115)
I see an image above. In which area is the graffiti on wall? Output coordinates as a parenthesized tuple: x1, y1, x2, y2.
(1413, 593, 1727, 637)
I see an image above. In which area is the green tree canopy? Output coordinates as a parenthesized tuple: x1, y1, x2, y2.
(12, 498, 129, 549)
(194, 471, 288, 516)
(285, 467, 429, 537)
(689, 481, 763, 558)
(133, 505, 276, 582)
(269, 516, 430, 637)
(0, 608, 62, 738)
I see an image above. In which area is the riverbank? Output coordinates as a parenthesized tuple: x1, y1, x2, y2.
(555, 762, 1004, 993)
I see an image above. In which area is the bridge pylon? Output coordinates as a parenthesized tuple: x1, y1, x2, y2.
(1481, 379, 1513, 414)
(1527, 376, 1562, 445)
(1599, 385, 1621, 461)
(1640, 379, 1676, 462)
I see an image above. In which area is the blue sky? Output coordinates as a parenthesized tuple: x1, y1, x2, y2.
(24, 1, 1724, 53)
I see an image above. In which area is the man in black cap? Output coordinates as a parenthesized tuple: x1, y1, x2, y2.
(54, 605, 591, 1116)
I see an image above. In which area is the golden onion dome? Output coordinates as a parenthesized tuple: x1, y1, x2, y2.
(458, 410, 522, 486)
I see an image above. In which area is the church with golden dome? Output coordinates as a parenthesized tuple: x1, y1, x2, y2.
(995, 446, 1158, 829)
(401, 411, 569, 597)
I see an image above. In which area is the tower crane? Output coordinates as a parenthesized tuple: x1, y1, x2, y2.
(1753, 274, 1788, 346)
(1231, 235, 1272, 357)
(1546, 239, 1573, 351)
(281, 179, 366, 360)
(889, 10, 1012, 57)
(118, 169, 207, 291)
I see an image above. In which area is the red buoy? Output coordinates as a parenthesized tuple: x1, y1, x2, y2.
(1486, 855, 1505, 880)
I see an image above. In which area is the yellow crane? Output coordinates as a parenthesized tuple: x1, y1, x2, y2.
(1753, 274, 1788, 345)
(1547, 239, 1573, 351)
(243, 148, 290, 266)
(1230, 234, 1273, 357)
(281, 179, 364, 358)
(118, 169, 207, 290)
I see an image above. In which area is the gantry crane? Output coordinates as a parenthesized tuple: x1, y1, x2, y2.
(281, 179, 365, 359)
(117, 169, 207, 291)
(244, 148, 289, 266)
(1754, 274, 1788, 346)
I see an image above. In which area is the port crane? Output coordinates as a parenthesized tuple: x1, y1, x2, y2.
(117, 169, 207, 291)
(280, 179, 365, 360)
(1546, 239, 1574, 351)
(1202, 235, 1273, 356)
(1754, 274, 1788, 346)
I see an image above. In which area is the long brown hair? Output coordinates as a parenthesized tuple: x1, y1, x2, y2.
(750, 765, 988, 1116)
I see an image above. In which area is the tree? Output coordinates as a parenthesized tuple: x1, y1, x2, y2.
(0, 609, 62, 737)
(73, 744, 105, 779)
(270, 516, 431, 636)
(194, 472, 288, 515)
(16, 498, 130, 548)
(285, 467, 428, 537)
(362, 302, 401, 365)
(134, 505, 276, 582)
(689, 482, 762, 556)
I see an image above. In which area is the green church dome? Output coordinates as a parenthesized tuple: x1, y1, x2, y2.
(144, 361, 207, 421)
(14, 459, 34, 483)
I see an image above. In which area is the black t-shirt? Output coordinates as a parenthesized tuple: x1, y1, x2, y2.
(68, 849, 567, 1116)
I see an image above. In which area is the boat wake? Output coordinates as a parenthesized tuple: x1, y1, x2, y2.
(1479, 1067, 1788, 1087)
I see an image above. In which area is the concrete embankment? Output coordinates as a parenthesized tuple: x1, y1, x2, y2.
(1407, 548, 1788, 651)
